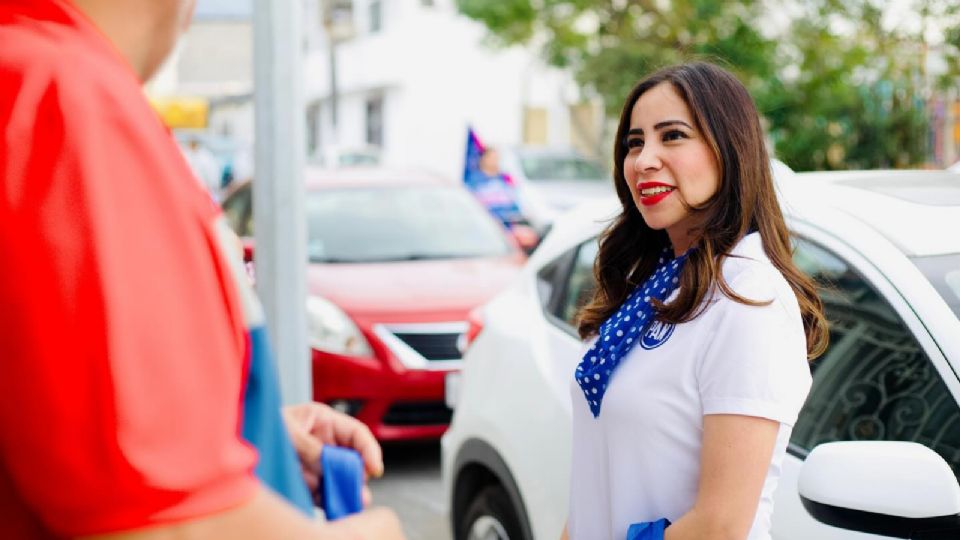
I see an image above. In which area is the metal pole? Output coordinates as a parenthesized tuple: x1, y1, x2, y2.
(329, 39, 338, 133)
(322, 0, 353, 145)
(253, 0, 310, 405)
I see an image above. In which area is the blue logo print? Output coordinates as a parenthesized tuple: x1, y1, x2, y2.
(640, 320, 675, 350)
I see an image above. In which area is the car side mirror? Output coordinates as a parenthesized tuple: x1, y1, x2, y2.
(798, 441, 960, 539)
(510, 224, 541, 255)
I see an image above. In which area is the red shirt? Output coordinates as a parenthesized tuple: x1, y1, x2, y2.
(0, 0, 258, 536)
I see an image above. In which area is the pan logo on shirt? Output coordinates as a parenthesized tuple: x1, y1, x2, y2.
(640, 320, 675, 350)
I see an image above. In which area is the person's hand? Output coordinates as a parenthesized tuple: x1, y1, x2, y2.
(281, 401, 383, 506)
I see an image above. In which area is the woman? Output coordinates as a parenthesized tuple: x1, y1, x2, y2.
(564, 62, 829, 540)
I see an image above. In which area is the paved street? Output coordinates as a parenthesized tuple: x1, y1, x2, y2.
(369, 442, 450, 540)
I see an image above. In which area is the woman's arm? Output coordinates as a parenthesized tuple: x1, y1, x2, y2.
(664, 414, 779, 540)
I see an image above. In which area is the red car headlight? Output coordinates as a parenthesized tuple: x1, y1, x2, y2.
(306, 295, 373, 357)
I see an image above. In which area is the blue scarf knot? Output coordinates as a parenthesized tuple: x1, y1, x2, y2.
(575, 247, 688, 417)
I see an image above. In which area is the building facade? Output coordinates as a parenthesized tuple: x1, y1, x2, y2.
(303, 0, 604, 180)
(149, 0, 604, 181)
(149, 4, 255, 144)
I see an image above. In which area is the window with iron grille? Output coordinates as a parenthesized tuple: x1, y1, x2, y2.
(789, 238, 960, 481)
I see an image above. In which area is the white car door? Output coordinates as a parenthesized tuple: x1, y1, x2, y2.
(771, 236, 960, 540)
(540, 240, 600, 407)
(524, 239, 600, 539)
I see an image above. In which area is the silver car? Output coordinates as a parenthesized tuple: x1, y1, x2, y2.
(498, 146, 613, 232)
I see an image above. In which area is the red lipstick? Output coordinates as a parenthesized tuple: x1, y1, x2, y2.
(637, 181, 676, 207)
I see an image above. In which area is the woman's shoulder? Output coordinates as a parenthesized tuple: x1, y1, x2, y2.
(719, 233, 781, 282)
(717, 233, 799, 316)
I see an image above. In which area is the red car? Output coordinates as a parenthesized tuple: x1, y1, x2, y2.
(221, 168, 528, 441)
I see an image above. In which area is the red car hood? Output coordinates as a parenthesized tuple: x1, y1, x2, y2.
(307, 254, 524, 321)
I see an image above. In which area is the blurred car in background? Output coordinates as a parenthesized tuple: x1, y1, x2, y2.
(221, 168, 527, 441)
(442, 167, 960, 540)
(312, 143, 382, 169)
(498, 146, 613, 232)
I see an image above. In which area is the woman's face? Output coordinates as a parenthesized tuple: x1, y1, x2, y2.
(623, 82, 720, 254)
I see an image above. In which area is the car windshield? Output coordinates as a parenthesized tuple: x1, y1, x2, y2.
(911, 253, 960, 319)
(305, 185, 512, 263)
(519, 154, 606, 182)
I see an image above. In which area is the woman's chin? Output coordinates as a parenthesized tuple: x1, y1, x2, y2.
(637, 213, 671, 231)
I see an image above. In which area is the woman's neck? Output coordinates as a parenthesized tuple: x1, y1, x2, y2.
(667, 231, 697, 257)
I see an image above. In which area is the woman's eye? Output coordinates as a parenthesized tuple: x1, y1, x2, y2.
(663, 130, 688, 142)
(625, 138, 644, 149)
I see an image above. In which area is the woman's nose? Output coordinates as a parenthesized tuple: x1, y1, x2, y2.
(633, 144, 661, 173)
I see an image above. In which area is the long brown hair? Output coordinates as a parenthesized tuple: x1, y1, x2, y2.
(577, 62, 828, 359)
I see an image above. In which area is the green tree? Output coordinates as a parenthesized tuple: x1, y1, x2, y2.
(459, 0, 960, 170)
(457, 0, 777, 115)
(765, 0, 958, 169)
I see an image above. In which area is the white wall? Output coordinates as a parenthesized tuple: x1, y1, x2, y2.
(209, 102, 255, 146)
(151, 21, 253, 97)
(150, 0, 595, 178)
(304, 0, 588, 180)
(148, 19, 254, 147)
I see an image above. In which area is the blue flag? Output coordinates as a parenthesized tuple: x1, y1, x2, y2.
(462, 126, 522, 227)
(463, 126, 486, 183)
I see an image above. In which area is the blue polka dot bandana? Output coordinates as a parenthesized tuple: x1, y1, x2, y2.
(575, 247, 688, 417)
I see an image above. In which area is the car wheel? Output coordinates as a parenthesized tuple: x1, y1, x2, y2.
(459, 484, 526, 540)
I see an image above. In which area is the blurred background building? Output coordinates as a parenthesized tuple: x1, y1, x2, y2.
(145, 0, 960, 176)
(147, 0, 605, 184)
(148, 0, 255, 187)
(301, 0, 604, 179)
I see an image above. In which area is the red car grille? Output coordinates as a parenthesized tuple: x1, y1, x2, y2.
(383, 401, 453, 426)
(391, 331, 461, 361)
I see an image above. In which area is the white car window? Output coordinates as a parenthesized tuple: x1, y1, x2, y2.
(560, 240, 599, 326)
(789, 239, 960, 481)
(537, 238, 600, 331)
(536, 254, 567, 311)
(911, 253, 960, 319)
(520, 155, 606, 182)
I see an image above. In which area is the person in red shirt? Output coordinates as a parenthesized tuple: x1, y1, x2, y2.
(0, 0, 404, 538)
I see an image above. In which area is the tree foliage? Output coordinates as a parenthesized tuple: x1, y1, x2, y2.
(457, 0, 960, 170)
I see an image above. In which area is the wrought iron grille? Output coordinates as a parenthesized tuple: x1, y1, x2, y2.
(790, 260, 960, 481)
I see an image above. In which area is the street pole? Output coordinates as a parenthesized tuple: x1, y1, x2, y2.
(329, 38, 338, 135)
(253, 0, 310, 405)
(322, 0, 354, 147)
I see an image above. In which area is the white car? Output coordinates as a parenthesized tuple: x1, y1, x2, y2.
(498, 146, 613, 232)
(441, 167, 960, 540)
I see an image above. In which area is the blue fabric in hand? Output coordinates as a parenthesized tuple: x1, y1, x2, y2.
(626, 518, 671, 540)
(319, 445, 364, 520)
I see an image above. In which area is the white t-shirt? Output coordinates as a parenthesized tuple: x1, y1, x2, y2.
(567, 233, 812, 540)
